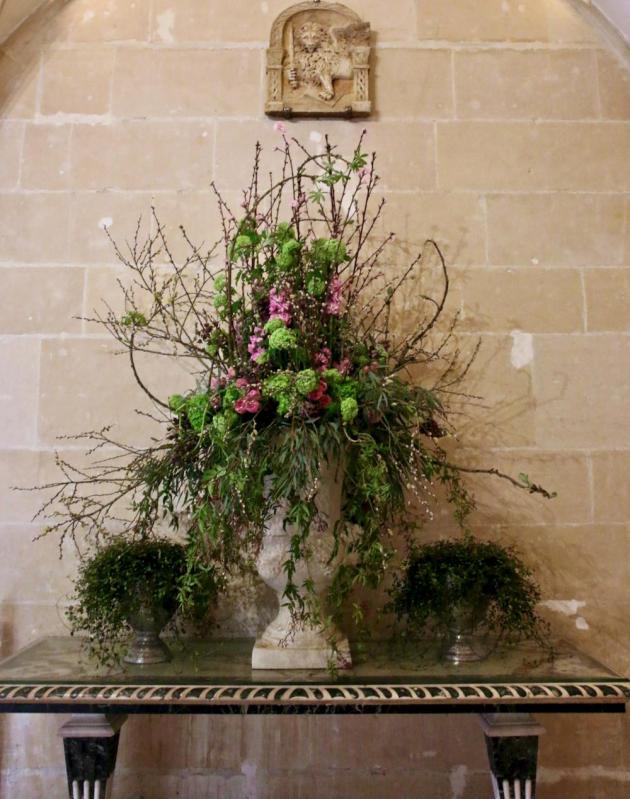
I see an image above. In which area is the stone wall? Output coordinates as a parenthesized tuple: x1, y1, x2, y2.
(0, 0, 629, 796)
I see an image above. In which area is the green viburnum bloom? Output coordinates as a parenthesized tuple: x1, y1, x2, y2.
(268, 327, 297, 351)
(338, 380, 359, 400)
(263, 372, 293, 398)
(340, 396, 359, 424)
(273, 222, 295, 244)
(263, 318, 285, 335)
(295, 369, 318, 396)
(321, 368, 342, 385)
(306, 275, 326, 297)
(234, 234, 255, 252)
(168, 394, 186, 414)
(276, 239, 301, 271)
(276, 395, 293, 416)
(311, 238, 347, 267)
(212, 410, 237, 436)
(263, 372, 297, 415)
(186, 393, 210, 432)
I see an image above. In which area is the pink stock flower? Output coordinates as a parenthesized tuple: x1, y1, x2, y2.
(268, 288, 292, 325)
(247, 327, 265, 362)
(314, 347, 332, 371)
(325, 277, 344, 316)
(336, 357, 351, 376)
(235, 377, 249, 389)
(234, 388, 261, 415)
(273, 121, 287, 134)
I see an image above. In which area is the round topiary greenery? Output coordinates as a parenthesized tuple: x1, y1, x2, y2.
(388, 536, 549, 650)
(67, 537, 222, 666)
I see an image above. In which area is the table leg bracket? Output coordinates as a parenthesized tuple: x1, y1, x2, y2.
(478, 713, 545, 799)
(58, 714, 127, 799)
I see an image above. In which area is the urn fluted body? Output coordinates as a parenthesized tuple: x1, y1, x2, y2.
(252, 460, 351, 670)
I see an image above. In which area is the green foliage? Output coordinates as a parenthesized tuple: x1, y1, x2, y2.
(120, 310, 147, 327)
(67, 537, 222, 666)
(388, 537, 549, 648)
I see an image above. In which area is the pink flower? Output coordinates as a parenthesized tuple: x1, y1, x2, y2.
(307, 380, 332, 411)
(247, 327, 265, 362)
(314, 347, 332, 371)
(273, 121, 287, 134)
(308, 380, 328, 403)
(290, 193, 307, 210)
(268, 288, 292, 325)
(357, 165, 370, 182)
(235, 377, 249, 389)
(336, 357, 351, 376)
(325, 277, 344, 316)
(234, 388, 261, 414)
(227, 368, 236, 379)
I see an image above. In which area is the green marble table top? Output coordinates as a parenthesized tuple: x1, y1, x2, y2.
(0, 637, 627, 711)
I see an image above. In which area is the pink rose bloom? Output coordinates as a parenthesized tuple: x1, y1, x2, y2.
(234, 389, 261, 415)
(314, 347, 332, 371)
(268, 288, 292, 325)
(325, 277, 344, 316)
(307, 380, 328, 403)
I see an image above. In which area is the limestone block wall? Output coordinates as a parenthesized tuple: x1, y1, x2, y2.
(0, 0, 628, 797)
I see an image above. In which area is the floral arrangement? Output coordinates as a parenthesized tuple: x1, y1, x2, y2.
(36, 131, 553, 635)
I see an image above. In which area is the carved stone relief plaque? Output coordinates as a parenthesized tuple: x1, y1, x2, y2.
(265, 1, 372, 118)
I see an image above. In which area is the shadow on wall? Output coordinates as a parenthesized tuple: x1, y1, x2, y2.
(0, 0, 67, 116)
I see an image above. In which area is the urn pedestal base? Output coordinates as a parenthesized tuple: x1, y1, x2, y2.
(252, 618, 351, 670)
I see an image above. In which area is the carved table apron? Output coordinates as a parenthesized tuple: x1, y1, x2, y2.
(0, 638, 628, 799)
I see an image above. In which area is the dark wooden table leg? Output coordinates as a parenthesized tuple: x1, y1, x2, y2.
(58, 714, 127, 799)
(478, 713, 545, 799)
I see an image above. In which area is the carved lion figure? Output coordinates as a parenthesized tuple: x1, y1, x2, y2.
(287, 20, 369, 102)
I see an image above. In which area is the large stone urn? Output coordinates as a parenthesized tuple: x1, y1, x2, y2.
(251, 460, 351, 670)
